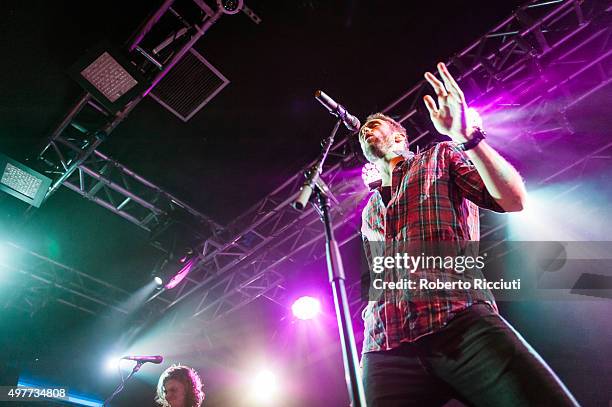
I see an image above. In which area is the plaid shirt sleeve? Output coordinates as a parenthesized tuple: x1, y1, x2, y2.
(445, 142, 506, 213)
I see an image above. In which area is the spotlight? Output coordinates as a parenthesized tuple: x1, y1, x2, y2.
(251, 369, 278, 403)
(152, 249, 197, 290)
(165, 257, 196, 289)
(0, 153, 52, 207)
(80, 52, 137, 103)
(291, 296, 321, 320)
(217, 0, 243, 14)
(69, 43, 146, 113)
(506, 185, 600, 241)
(105, 355, 121, 373)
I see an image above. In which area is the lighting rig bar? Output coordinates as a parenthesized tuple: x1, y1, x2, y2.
(45, 136, 222, 237)
(37, 0, 227, 236)
(158, 0, 611, 324)
(9, 1, 266, 317)
(1, 242, 170, 316)
(160, 146, 367, 317)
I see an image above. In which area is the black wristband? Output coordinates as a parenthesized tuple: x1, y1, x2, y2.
(459, 127, 486, 151)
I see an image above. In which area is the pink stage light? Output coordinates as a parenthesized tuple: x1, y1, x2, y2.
(291, 296, 321, 320)
(164, 257, 196, 289)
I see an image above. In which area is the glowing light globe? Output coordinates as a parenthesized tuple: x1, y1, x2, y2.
(251, 369, 278, 403)
(105, 355, 121, 373)
(291, 296, 321, 320)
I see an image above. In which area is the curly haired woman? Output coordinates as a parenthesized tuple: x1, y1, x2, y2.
(155, 365, 205, 407)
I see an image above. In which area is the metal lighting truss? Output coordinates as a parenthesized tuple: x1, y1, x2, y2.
(158, 0, 611, 324)
(1, 242, 171, 316)
(8, 0, 257, 316)
(37, 0, 224, 236)
(10, 0, 608, 322)
(159, 143, 368, 321)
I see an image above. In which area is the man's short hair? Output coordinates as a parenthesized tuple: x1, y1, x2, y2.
(364, 113, 407, 137)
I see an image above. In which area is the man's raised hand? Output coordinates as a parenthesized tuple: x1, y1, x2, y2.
(423, 62, 471, 143)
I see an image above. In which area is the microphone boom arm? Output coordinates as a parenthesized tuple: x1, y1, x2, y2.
(293, 119, 342, 210)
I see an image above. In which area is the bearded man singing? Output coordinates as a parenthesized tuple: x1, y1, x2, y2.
(358, 62, 579, 407)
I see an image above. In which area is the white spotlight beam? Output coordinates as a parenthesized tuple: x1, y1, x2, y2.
(1, 242, 170, 316)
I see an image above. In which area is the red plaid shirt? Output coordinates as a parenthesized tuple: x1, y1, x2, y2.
(361, 141, 506, 353)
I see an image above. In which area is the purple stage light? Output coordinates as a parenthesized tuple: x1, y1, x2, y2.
(291, 296, 321, 320)
(164, 257, 196, 289)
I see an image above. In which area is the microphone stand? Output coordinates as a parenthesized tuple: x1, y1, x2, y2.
(294, 120, 367, 407)
(103, 361, 144, 406)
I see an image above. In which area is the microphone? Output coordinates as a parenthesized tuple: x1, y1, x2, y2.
(121, 355, 163, 364)
(315, 90, 361, 132)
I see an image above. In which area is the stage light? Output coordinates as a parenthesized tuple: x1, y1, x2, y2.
(164, 257, 196, 289)
(467, 107, 483, 128)
(80, 52, 137, 103)
(152, 249, 197, 290)
(69, 44, 146, 113)
(361, 163, 381, 189)
(0, 153, 52, 207)
(291, 296, 321, 320)
(506, 193, 558, 240)
(506, 184, 603, 241)
(250, 369, 278, 403)
(105, 356, 121, 373)
(217, 0, 243, 14)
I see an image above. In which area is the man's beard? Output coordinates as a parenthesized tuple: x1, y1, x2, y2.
(362, 137, 394, 163)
